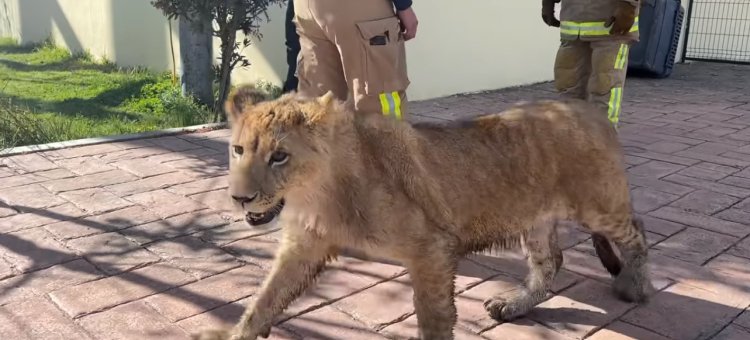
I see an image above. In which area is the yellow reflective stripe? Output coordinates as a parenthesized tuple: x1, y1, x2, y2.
(378, 92, 403, 119)
(379, 93, 390, 116)
(615, 44, 629, 69)
(615, 44, 624, 69)
(579, 21, 607, 27)
(392, 92, 402, 120)
(560, 28, 579, 36)
(561, 17, 639, 28)
(608, 87, 623, 124)
(560, 16, 639, 36)
(583, 29, 614, 36)
(630, 21, 639, 32)
(560, 21, 608, 31)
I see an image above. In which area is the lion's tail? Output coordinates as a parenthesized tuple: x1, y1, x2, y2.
(591, 232, 622, 276)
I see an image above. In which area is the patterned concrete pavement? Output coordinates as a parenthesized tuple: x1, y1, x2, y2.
(1, 61, 750, 339)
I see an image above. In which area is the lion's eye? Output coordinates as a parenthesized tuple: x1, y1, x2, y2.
(232, 145, 244, 156)
(269, 151, 289, 166)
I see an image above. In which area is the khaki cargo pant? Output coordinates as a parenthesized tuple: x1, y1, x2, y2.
(553, 39, 632, 127)
(292, 0, 410, 119)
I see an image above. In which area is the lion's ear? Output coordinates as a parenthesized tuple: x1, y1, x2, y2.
(308, 91, 338, 123)
(225, 85, 269, 124)
(316, 91, 335, 108)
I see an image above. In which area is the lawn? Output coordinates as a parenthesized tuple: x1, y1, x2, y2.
(0, 37, 213, 149)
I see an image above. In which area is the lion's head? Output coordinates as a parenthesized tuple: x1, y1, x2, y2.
(224, 85, 346, 226)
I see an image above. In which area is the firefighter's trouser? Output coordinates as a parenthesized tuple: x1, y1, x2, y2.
(292, 0, 410, 119)
(283, 0, 300, 94)
(553, 39, 632, 126)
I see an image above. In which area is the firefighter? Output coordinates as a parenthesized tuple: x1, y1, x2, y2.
(542, 0, 640, 127)
(292, 0, 417, 120)
(282, 0, 300, 94)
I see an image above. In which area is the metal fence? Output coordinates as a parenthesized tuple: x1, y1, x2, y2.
(682, 0, 750, 64)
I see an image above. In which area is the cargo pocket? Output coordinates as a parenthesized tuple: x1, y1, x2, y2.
(355, 16, 410, 96)
(554, 42, 585, 91)
(590, 46, 620, 96)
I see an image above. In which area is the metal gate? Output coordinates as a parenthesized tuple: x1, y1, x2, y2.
(682, 0, 750, 64)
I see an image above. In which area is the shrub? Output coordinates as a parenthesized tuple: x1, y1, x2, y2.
(0, 99, 71, 150)
(123, 73, 212, 127)
(255, 79, 283, 99)
(158, 83, 212, 126)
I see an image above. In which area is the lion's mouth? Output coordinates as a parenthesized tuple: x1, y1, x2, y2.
(244, 199, 285, 226)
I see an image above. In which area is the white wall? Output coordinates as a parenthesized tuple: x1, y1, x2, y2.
(0, 0, 181, 71)
(399, 1, 561, 100)
(0, 0, 20, 39)
(228, 4, 288, 89)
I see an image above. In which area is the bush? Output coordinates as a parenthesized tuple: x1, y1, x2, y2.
(255, 79, 283, 99)
(122, 74, 176, 114)
(158, 84, 212, 126)
(0, 99, 71, 150)
(123, 73, 212, 127)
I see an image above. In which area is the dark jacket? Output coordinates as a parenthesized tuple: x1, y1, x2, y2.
(392, 0, 413, 11)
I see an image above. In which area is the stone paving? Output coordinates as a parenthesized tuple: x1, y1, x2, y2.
(1, 61, 750, 340)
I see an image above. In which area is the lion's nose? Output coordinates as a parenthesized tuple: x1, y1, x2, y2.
(231, 192, 258, 204)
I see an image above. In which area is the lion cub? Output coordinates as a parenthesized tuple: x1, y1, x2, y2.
(193, 86, 652, 340)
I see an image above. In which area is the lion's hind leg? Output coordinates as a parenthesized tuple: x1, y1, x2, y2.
(587, 214, 652, 303)
(483, 220, 562, 321)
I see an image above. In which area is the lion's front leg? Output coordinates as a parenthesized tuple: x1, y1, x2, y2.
(484, 220, 561, 321)
(406, 243, 459, 340)
(192, 233, 332, 340)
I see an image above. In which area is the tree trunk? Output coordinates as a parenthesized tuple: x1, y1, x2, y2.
(214, 29, 236, 123)
(178, 14, 213, 108)
(213, 1, 244, 122)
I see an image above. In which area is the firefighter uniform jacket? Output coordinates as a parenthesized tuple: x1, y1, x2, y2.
(559, 0, 640, 42)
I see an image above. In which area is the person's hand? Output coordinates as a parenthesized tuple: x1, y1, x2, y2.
(606, 2, 637, 35)
(542, 0, 560, 27)
(397, 7, 418, 41)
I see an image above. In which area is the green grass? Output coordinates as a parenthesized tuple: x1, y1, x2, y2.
(0, 37, 213, 149)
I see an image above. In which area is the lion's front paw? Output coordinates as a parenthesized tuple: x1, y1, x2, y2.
(191, 329, 232, 340)
(483, 289, 533, 322)
(484, 295, 516, 321)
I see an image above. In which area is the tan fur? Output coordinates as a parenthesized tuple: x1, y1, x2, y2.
(192, 85, 653, 340)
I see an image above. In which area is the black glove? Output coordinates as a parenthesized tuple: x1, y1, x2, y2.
(542, 0, 561, 27)
(606, 1, 637, 35)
